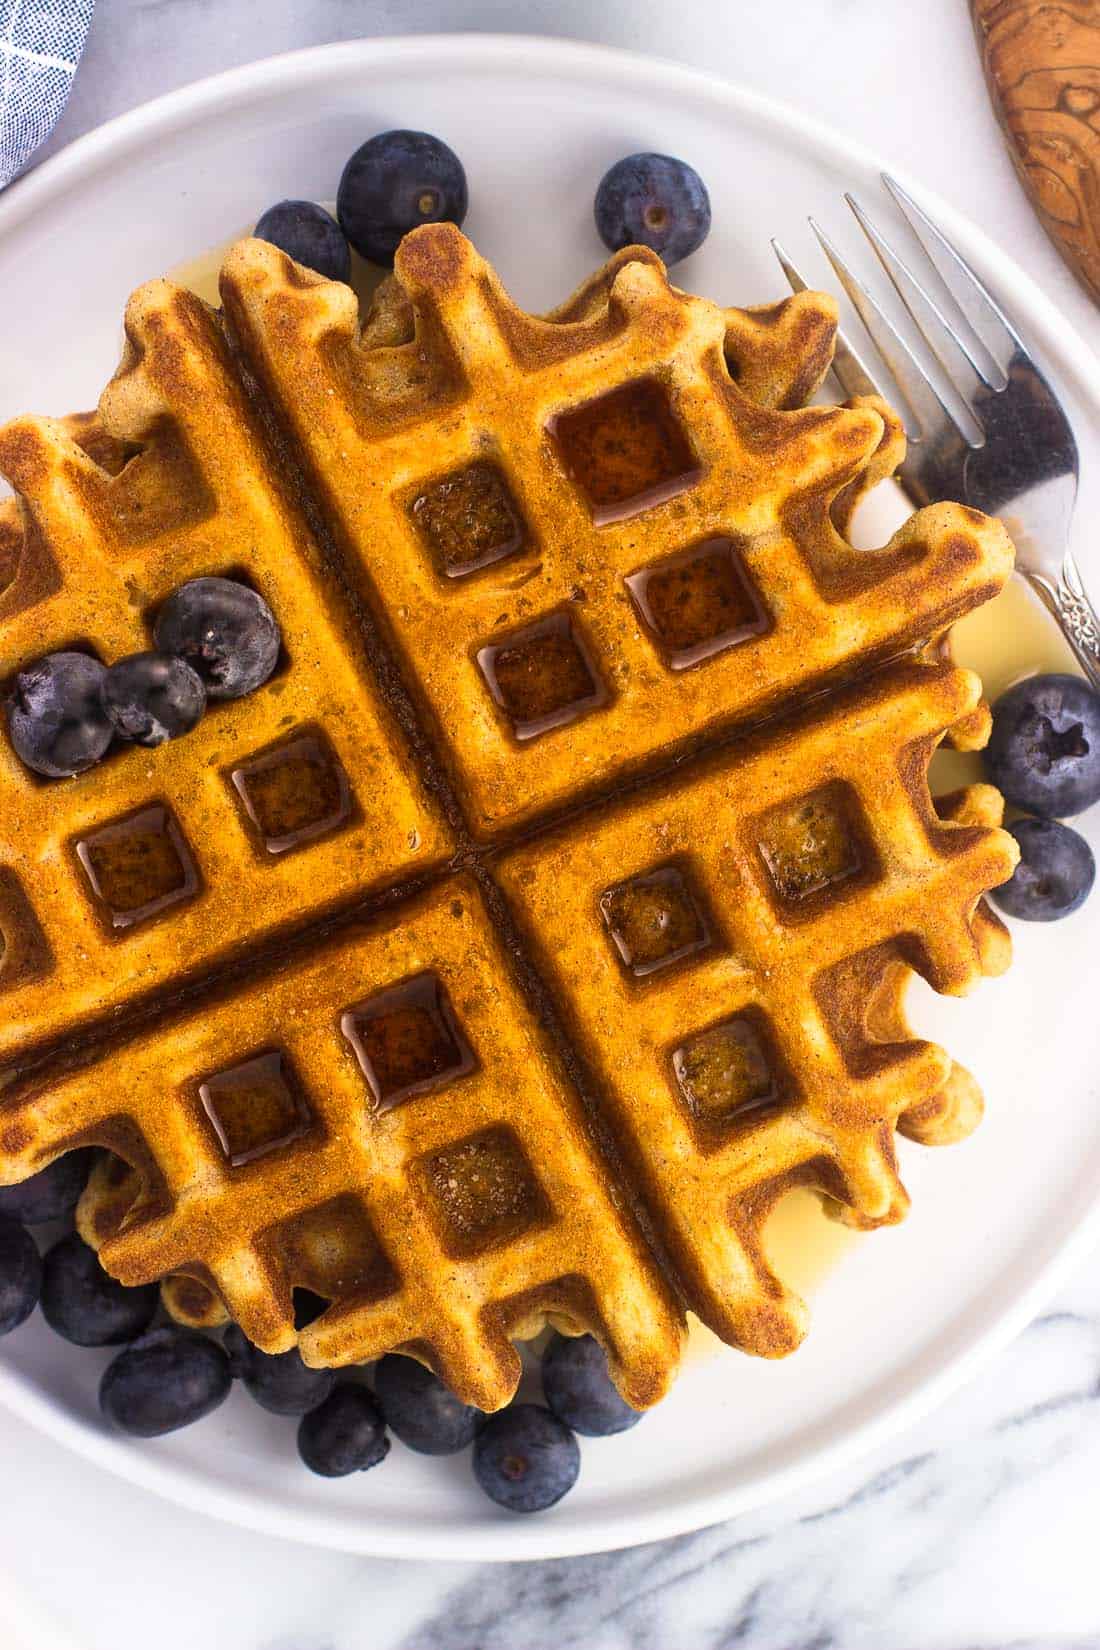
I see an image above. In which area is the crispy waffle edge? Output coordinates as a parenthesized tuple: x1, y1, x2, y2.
(0, 233, 1021, 1405)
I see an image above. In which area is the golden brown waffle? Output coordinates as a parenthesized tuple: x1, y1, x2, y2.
(825, 396, 994, 755)
(161, 1272, 231, 1331)
(364, 242, 841, 412)
(73, 1152, 230, 1328)
(5, 877, 683, 1409)
(0, 286, 451, 1069)
(222, 225, 1013, 837)
(0, 234, 1020, 1409)
(496, 659, 1017, 1355)
(1, 662, 1016, 1393)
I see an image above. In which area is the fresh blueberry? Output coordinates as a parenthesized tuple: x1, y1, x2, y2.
(297, 1382, 390, 1477)
(472, 1403, 580, 1513)
(541, 1332, 642, 1437)
(374, 1353, 482, 1455)
(985, 674, 1100, 818)
(40, 1233, 159, 1347)
(991, 817, 1095, 922)
(100, 1326, 232, 1438)
(153, 578, 280, 700)
(337, 130, 468, 266)
(222, 1323, 335, 1416)
(254, 200, 352, 285)
(7, 651, 113, 778)
(223, 1321, 252, 1380)
(100, 651, 206, 747)
(0, 1218, 41, 1336)
(0, 1150, 93, 1224)
(594, 152, 711, 266)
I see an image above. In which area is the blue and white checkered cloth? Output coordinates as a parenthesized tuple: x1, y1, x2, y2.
(1, 0, 95, 189)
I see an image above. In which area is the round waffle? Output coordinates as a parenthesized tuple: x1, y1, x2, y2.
(0, 232, 1017, 1409)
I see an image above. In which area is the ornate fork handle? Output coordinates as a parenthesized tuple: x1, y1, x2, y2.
(1026, 555, 1100, 691)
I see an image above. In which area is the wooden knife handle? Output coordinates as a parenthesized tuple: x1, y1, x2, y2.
(971, 0, 1100, 304)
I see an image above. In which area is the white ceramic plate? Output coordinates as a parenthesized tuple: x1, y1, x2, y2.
(1, 35, 1099, 1563)
(0, 1567, 81, 1650)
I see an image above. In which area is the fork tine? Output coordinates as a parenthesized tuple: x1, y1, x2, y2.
(845, 194, 1004, 401)
(771, 239, 884, 402)
(882, 174, 1022, 374)
(808, 218, 971, 446)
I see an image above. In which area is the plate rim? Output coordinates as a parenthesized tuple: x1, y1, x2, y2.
(2, 30, 1099, 1563)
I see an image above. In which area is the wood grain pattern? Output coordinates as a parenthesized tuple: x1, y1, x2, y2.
(972, 0, 1100, 304)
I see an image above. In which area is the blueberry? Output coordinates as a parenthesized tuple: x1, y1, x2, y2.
(100, 651, 206, 747)
(985, 674, 1100, 818)
(254, 200, 352, 285)
(153, 578, 280, 700)
(8, 651, 113, 778)
(223, 1324, 335, 1416)
(0, 1218, 41, 1336)
(297, 1382, 390, 1477)
(223, 1321, 252, 1380)
(541, 1333, 642, 1437)
(594, 153, 711, 266)
(100, 1326, 232, 1438)
(337, 130, 468, 266)
(40, 1233, 159, 1347)
(991, 817, 1095, 922)
(472, 1404, 580, 1513)
(374, 1353, 482, 1455)
(0, 1150, 93, 1224)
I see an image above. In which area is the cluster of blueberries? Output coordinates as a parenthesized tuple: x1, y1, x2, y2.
(0, 1153, 635, 1513)
(983, 673, 1100, 922)
(8, 576, 281, 779)
(253, 128, 711, 287)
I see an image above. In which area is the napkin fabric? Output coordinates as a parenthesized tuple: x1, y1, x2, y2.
(1, 0, 95, 189)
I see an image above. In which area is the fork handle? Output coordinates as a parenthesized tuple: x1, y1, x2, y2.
(1024, 557, 1100, 691)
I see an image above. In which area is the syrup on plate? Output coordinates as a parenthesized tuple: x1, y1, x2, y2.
(684, 1187, 859, 1365)
(950, 574, 1076, 696)
(167, 211, 382, 309)
(167, 233, 244, 305)
(932, 576, 1077, 797)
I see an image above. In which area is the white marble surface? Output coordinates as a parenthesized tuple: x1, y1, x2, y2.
(4, 1, 1100, 1645)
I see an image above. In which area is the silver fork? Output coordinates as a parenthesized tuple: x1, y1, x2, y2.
(772, 175, 1100, 689)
